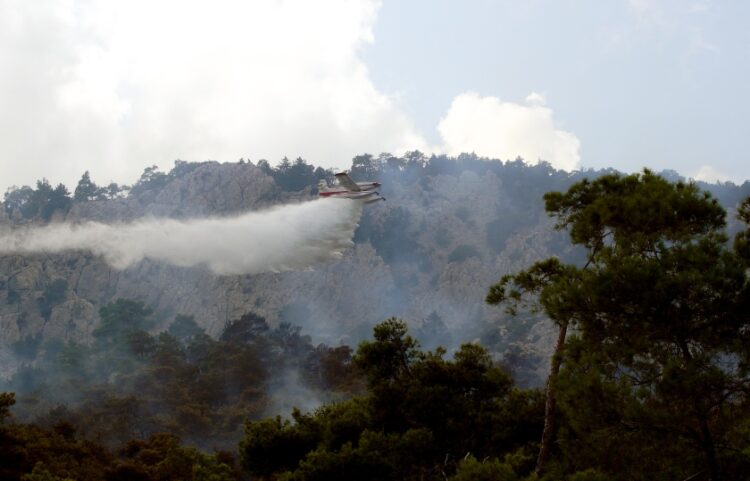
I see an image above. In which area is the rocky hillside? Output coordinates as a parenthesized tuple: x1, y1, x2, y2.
(2, 155, 748, 385)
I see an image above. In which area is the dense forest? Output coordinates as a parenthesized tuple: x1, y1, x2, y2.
(2, 156, 750, 480)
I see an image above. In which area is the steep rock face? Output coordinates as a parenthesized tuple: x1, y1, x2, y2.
(0, 159, 633, 384)
(1, 162, 282, 346)
(45, 298, 98, 340)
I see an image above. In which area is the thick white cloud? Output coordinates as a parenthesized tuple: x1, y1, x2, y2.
(437, 92, 581, 171)
(694, 165, 733, 184)
(0, 0, 426, 189)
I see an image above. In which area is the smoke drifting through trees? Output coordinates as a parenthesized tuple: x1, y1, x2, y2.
(0, 198, 362, 275)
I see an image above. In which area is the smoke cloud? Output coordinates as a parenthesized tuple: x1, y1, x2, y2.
(0, 198, 362, 275)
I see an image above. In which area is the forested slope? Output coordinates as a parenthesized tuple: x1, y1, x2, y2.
(2, 154, 748, 385)
(2, 163, 750, 480)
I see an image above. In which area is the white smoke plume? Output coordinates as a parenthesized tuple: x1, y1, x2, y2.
(0, 198, 362, 275)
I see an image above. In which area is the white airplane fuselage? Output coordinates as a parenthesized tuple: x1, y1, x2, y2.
(318, 174, 384, 203)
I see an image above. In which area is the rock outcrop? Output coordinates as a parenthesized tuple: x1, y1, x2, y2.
(7, 159, 739, 385)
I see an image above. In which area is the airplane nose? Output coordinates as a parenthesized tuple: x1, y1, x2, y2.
(373, 182, 381, 187)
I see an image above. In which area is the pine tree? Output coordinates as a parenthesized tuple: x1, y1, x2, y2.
(488, 170, 750, 480)
(73, 171, 101, 201)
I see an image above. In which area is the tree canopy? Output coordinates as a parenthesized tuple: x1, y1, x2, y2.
(487, 170, 750, 480)
(4, 162, 750, 481)
(239, 318, 542, 481)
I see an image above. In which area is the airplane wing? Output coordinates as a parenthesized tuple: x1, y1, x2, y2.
(334, 172, 361, 192)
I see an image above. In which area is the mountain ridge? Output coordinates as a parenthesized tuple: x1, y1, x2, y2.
(2, 155, 748, 385)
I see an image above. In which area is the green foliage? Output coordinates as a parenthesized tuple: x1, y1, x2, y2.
(3, 303, 363, 451)
(488, 170, 750, 480)
(256, 159, 273, 175)
(543, 169, 726, 253)
(268, 157, 330, 192)
(450, 456, 518, 481)
(486, 258, 574, 319)
(3, 180, 72, 220)
(6, 162, 750, 480)
(0, 418, 113, 481)
(349, 154, 382, 179)
(1, 392, 15, 422)
(354, 318, 419, 384)
(112, 433, 235, 481)
(131, 165, 169, 194)
(735, 197, 750, 263)
(126, 330, 156, 358)
(302, 345, 363, 393)
(240, 319, 542, 480)
(94, 299, 154, 342)
(0, 410, 238, 481)
(73, 171, 104, 202)
(167, 315, 203, 343)
(71, 160, 234, 202)
(240, 413, 321, 476)
(4, 185, 35, 218)
(567, 469, 612, 481)
(37, 181, 72, 221)
(21, 463, 75, 481)
(104, 182, 125, 199)
(220, 311, 269, 344)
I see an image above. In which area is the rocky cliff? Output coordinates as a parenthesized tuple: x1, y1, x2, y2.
(3, 157, 746, 385)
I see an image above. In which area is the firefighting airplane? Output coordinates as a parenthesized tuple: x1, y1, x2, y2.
(318, 172, 385, 203)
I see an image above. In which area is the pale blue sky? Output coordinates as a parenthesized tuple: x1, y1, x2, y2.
(364, 0, 750, 181)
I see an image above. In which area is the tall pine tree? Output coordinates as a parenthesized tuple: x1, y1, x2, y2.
(488, 170, 750, 480)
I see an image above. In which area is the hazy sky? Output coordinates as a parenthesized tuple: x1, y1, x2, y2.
(0, 0, 748, 190)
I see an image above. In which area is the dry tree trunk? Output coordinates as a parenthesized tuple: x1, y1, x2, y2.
(535, 319, 568, 476)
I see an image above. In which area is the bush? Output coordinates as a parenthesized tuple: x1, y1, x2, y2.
(450, 456, 517, 481)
